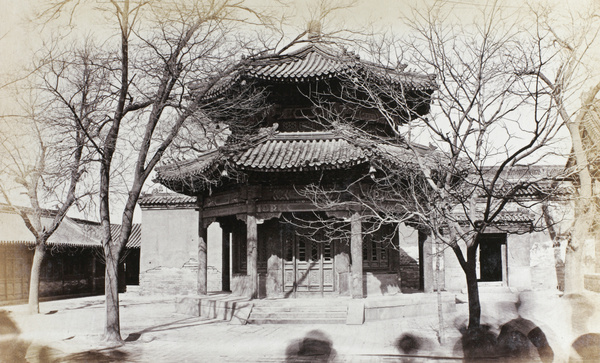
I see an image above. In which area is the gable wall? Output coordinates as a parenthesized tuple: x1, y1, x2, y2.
(140, 208, 199, 295)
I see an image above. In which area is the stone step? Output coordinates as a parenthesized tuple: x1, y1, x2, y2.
(250, 311, 347, 319)
(249, 303, 348, 324)
(252, 299, 350, 308)
(248, 317, 347, 324)
(251, 305, 347, 313)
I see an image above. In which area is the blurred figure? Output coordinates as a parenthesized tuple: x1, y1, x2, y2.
(0, 310, 29, 363)
(396, 333, 422, 355)
(286, 330, 336, 362)
(460, 325, 498, 362)
(571, 333, 600, 362)
(395, 333, 434, 362)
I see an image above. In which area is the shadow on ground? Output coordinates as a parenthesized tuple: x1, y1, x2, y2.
(58, 348, 131, 363)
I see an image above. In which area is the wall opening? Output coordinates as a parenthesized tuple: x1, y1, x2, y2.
(477, 233, 507, 282)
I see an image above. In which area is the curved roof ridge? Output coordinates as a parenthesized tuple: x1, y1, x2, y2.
(247, 41, 354, 63)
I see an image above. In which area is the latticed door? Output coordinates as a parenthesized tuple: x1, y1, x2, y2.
(282, 225, 334, 295)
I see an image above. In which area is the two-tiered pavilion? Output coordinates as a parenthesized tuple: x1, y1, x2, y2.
(145, 38, 435, 299)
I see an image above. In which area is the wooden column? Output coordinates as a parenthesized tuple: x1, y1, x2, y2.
(247, 211, 258, 298)
(222, 226, 231, 292)
(266, 220, 283, 298)
(350, 212, 364, 298)
(198, 210, 208, 295)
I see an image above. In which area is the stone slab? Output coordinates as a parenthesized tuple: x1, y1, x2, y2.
(175, 295, 202, 316)
(346, 300, 364, 325)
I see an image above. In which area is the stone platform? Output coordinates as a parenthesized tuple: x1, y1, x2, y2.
(175, 291, 456, 325)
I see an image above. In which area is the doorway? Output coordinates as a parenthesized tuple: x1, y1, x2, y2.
(282, 223, 335, 296)
(477, 233, 506, 282)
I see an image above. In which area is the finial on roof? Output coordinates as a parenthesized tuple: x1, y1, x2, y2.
(307, 20, 321, 41)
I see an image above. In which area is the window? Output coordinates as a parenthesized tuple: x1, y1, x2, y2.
(298, 240, 306, 262)
(362, 239, 389, 269)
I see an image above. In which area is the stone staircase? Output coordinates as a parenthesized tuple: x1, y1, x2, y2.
(248, 299, 348, 324)
(175, 292, 458, 325)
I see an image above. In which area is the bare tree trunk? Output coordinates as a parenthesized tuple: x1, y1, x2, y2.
(563, 207, 591, 294)
(100, 154, 122, 343)
(564, 191, 594, 294)
(434, 236, 445, 344)
(465, 254, 481, 330)
(103, 247, 121, 344)
(562, 97, 596, 294)
(27, 242, 46, 314)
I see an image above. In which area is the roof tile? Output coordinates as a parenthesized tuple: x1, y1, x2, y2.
(138, 194, 197, 206)
(155, 131, 374, 182)
(199, 43, 435, 99)
(111, 224, 142, 248)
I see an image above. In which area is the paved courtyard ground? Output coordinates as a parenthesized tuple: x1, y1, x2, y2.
(1, 288, 599, 362)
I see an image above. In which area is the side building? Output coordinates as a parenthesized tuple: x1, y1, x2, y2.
(0, 204, 141, 305)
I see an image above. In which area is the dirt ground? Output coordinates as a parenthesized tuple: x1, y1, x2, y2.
(1, 289, 599, 362)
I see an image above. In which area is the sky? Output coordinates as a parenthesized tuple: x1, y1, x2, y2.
(0, 0, 597, 222)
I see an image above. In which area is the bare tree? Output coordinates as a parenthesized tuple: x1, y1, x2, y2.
(37, 0, 275, 344)
(297, 1, 563, 333)
(0, 73, 94, 314)
(524, 3, 600, 294)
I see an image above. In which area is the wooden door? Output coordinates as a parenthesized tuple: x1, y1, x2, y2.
(0, 247, 31, 303)
(282, 225, 334, 295)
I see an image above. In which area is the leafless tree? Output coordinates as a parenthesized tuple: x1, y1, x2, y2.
(523, 2, 600, 294)
(298, 1, 564, 333)
(0, 70, 95, 314)
(37, 0, 276, 344)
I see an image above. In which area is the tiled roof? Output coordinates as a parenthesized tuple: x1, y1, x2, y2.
(138, 193, 198, 207)
(0, 209, 103, 248)
(111, 223, 142, 248)
(156, 131, 382, 182)
(0, 210, 36, 245)
(492, 211, 535, 224)
(245, 44, 354, 82)
(453, 210, 535, 225)
(235, 132, 368, 171)
(200, 43, 436, 99)
(0, 205, 141, 249)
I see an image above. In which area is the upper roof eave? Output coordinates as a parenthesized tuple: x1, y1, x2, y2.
(195, 41, 437, 101)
